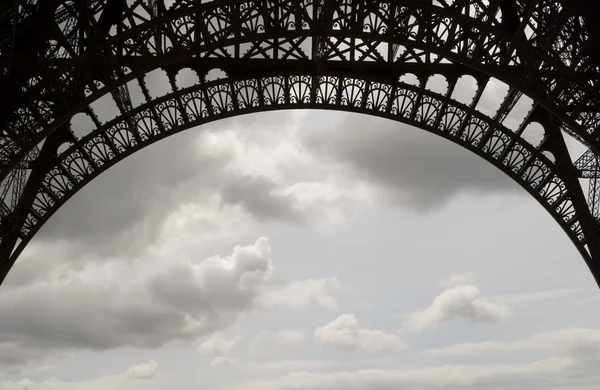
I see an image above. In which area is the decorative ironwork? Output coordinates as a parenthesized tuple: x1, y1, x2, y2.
(1, 0, 600, 288)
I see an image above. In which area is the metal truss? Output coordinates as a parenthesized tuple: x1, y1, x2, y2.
(1, 0, 600, 288)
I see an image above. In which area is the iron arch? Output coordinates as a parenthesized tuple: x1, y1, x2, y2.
(2, 0, 600, 178)
(1, 0, 600, 288)
(0, 69, 594, 285)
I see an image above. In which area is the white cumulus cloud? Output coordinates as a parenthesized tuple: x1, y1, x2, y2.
(198, 334, 241, 357)
(403, 285, 511, 332)
(314, 314, 407, 353)
(124, 360, 159, 379)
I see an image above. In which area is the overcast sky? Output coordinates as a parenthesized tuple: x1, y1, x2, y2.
(1, 102, 599, 390)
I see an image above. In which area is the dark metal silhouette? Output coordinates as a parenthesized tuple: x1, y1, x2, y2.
(1, 0, 600, 287)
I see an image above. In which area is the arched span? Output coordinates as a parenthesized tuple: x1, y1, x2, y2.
(1, 0, 600, 288)
(0, 70, 593, 286)
(2, 0, 600, 178)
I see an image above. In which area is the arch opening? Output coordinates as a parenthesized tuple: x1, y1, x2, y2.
(1, 0, 600, 292)
(5, 68, 591, 290)
(451, 75, 478, 106)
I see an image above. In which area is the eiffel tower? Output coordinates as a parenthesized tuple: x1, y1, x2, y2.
(1, 0, 600, 287)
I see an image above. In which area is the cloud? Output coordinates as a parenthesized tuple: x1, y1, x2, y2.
(244, 360, 340, 373)
(257, 278, 343, 310)
(281, 179, 374, 232)
(198, 333, 241, 367)
(232, 357, 598, 390)
(124, 360, 159, 379)
(37, 130, 225, 255)
(0, 344, 47, 374)
(269, 329, 306, 346)
(198, 334, 241, 357)
(34, 107, 525, 262)
(32, 110, 382, 266)
(209, 356, 240, 367)
(422, 328, 600, 360)
(491, 288, 582, 306)
(303, 113, 519, 212)
(249, 330, 306, 355)
(0, 237, 273, 361)
(35, 112, 310, 257)
(220, 176, 303, 223)
(0, 361, 161, 390)
(238, 323, 600, 390)
(314, 314, 407, 353)
(402, 285, 511, 332)
(0, 237, 340, 372)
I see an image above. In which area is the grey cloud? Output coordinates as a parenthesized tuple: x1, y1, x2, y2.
(0, 236, 342, 372)
(421, 328, 600, 360)
(402, 284, 511, 332)
(37, 112, 303, 257)
(304, 113, 519, 211)
(0, 238, 273, 370)
(313, 314, 407, 353)
(220, 176, 303, 223)
(237, 325, 600, 390)
(37, 129, 225, 255)
(235, 359, 600, 390)
(0, 344, 46, 374)
(125, 360, 159, 379)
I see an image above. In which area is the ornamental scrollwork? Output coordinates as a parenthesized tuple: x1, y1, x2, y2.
(85, 136, 116, 168)
(482, 132, 510, 160)
(339, 78, 365, 108)
(261, 77, 286, 106)
(207, 84, 235, 115)
(390, 88, 417, 119)
(556, 198, 577, 224)
(108, 125, 138, 154)
(365, 83, 391, 112)
(502, 144, 531, 174)
(43, 168, 74, 200)
(416, 97, 442, 127)
(317, 77, 339, 105)
(460, 119, 488, 147)
(182, 92, 209, 121)
(157, 101, 185, 131)
(289, 76, 311, 104)
(438, 108, 465, 134)
(62, 151, 94, 182)
(523, 159, 551, 189)
(234, 80, 261, 109)
(540, 176, 569, 206)
(31, 191, 56, 218)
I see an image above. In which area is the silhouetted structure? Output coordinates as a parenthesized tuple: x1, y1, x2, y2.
(1, 0, 600, 286)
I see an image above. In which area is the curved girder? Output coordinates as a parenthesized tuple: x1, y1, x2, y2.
(1, 0, 599, 181)
(0, 69, 595, 285)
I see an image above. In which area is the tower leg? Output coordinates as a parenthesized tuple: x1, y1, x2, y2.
(539, 110, 600, 286)
(0, 130, 69, 287)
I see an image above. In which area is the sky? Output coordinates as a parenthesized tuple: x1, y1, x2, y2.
(1, 84, 600, 388)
